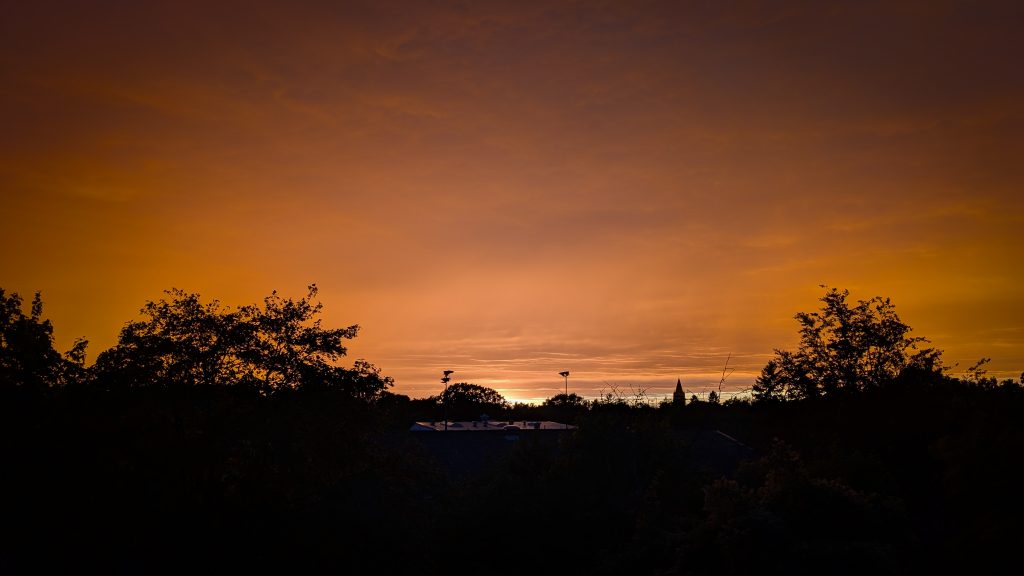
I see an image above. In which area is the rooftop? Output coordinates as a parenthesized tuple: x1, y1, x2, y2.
(410, 420, 575, 432)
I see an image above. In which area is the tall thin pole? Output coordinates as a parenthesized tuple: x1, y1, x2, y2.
(559, 371, 570, 429)
(442, 370, 453, 431)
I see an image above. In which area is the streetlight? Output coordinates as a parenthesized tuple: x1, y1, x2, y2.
(559, 371, 570, 429)
(442, 370, 454, 431)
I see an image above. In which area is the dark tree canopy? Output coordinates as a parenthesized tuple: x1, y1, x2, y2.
(0, 289, 87, 389)
(753, 287, 940, 402)
(93, 285, 391, 398)
(543, 392, 588, 408)
(439, 382, 508, 419)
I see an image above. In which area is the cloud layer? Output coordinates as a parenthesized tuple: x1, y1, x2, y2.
(3, 0, 1022, 400)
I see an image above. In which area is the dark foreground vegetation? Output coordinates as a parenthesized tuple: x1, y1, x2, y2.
(1, 286, 1022, 574)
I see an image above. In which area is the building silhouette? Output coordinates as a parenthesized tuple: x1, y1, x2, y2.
(673, 378, 685, 406)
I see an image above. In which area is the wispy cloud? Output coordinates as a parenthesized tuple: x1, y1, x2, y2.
(2, 0, 1022, 398)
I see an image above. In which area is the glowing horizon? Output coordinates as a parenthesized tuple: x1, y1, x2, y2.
(3, 1, 1022, 400)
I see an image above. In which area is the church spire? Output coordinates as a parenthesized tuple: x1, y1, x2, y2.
(673, 378, 685, 405)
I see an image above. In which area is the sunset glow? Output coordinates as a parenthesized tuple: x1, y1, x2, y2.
(3, 1, 1021, 401)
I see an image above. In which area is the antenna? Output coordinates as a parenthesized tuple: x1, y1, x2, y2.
(718, 353, 735, 401)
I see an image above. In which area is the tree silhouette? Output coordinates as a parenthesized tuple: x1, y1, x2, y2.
(0, 288, 87, 388)
(754, 287, 941, 401)
(543, 392, 587, 408)
(439, 382, 508, 419)
(539, 392, 588, 423)
(93, 285, 390, 397)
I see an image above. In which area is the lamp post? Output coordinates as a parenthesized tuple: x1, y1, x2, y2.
(559, 371, 570, 429)
(442, 370, 454, 431)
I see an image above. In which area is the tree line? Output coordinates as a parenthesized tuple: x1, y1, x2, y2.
(2, 284, 1022, 574)
(6, 283, 1017, 402)
(1, 285, 392, 398)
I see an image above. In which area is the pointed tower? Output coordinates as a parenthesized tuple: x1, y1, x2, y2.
(673, 378, 685, 406)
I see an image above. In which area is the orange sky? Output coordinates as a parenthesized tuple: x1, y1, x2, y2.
(2, 1, 1022, 402)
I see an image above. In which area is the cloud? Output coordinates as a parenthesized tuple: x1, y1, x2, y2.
(2, 0, 1022, 397)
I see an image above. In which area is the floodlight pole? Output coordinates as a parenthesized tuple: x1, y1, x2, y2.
(442, 370, 454, 431)
(559, 371, 570, 429)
